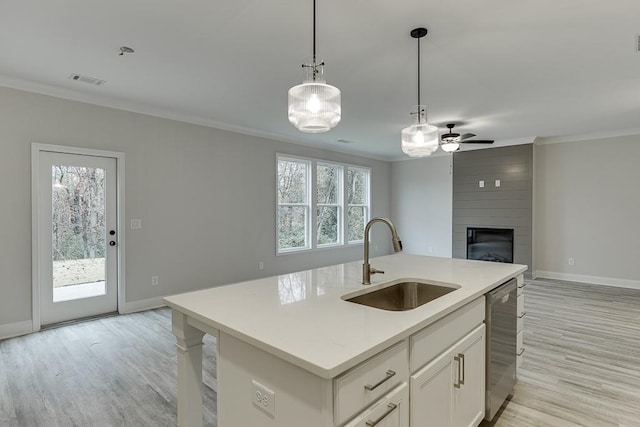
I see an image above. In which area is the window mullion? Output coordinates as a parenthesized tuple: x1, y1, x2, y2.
(310, 160, 317, 249)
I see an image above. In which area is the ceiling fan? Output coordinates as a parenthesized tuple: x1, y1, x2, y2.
(440, 123, 494, 152)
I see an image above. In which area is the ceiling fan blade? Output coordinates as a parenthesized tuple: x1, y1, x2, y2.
(459, 133, 476, 141)
(461, 140, 494, 144)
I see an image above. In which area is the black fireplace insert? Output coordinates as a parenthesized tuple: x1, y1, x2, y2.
(466, 227, 514, 263)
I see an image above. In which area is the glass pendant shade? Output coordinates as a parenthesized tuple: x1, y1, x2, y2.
(441, 141, 460, 152)
(288, 58, 341, 133)
(401, 106, 439, 157)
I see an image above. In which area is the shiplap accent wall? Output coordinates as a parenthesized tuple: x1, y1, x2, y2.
(452, 144, 533, 274)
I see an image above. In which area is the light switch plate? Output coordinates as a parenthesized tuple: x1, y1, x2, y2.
(495, 179, 501, 187)
(479, 180, 485, 188)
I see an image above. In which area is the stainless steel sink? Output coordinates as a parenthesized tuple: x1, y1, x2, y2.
(344, 281, 457, 311)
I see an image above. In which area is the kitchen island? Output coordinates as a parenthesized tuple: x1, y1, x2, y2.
(164, 253, 526, 427)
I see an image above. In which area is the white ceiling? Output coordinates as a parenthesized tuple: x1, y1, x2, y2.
(1, 0, 639, 160)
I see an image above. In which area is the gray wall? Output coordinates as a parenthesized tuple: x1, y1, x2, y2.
(534, 136, 640, 287)
(390, 156, 453, 257)
(452, 145, 533, 273)
(0, 86, 391, 328)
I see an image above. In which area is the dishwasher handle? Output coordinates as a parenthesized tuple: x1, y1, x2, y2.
(488, 278, 517, 303)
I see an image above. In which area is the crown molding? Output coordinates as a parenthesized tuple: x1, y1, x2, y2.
(0, 74, 391, 162)
(535, 128, 640, 145)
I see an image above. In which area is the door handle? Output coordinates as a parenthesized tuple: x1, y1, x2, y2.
(364, 370, 396, 391)
(109, 230, 116, 236)
(454, 353, 465, 388)
(109, 241, 117, 246)
(365, 403, 398, 426)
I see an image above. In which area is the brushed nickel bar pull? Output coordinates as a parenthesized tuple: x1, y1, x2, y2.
(364, 370, 396, 391)
(518, 311, 527, 318)
(365, 403, 398, 426)
(453, 355, 461, 388)
(518, 283, 526, 289)
(518, 348, 526, 356)
(459, 353, 465, 386)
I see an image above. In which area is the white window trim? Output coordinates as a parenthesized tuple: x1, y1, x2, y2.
(276, 153, 371, 255)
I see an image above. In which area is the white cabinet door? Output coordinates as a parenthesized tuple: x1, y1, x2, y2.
(345, 383, 409, 427)
(411, 324, 485, 427)
(410, 347, 454, 427)
(453, 325, 486, 427)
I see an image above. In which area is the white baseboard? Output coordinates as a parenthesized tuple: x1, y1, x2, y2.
(121, 296, 166, 314)
(0, 320, 33, 341)
(535, 270, 640, 290)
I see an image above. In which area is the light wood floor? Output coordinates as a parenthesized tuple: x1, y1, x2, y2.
(1, 278, 640, 426)
(482, 278, 640, 427)
(0, 309, 217, 426)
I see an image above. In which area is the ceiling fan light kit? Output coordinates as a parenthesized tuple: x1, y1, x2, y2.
(401, 27, 440, 158)
(441, 141, 460, 152)
(288, 0, 341, 133)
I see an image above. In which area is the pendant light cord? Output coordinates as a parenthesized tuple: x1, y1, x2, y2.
(313, 0, 316, 61)
(417, 35, 421, 108)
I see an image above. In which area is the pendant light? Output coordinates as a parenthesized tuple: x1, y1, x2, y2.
(401, 28, 439, 157)
(288, 0, 341, 133)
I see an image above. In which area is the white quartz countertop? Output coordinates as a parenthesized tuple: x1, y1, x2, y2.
(164, 254, 527, 379)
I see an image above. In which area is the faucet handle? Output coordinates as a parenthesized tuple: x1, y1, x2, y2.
(370, 267, 385, 275)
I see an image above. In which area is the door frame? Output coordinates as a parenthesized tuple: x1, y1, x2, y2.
(31, 143, 126, 331)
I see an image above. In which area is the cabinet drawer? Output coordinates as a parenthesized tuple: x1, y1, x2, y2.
(410, 297, 485, 372)
(334, 340, 409, 426)
(517, 330, 524, 355)
(517, 293, 525, 318)
(343, 383, 409, 427)
(517, 311, 525, 333)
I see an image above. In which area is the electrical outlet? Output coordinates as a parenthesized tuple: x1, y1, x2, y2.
(252, 380, 275, 417)
(495, 179, 501, 187)
(479, 180, 485, 188)
(568, 258, 575, 266)
(258, 261, 264, 270)
(131, 219, 142, 229)
(151, 276, 159, 286)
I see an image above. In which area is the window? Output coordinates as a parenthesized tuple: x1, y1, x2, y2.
(277, 157, 310, 251)
(317, 162, 342, 246)
(347, 167, 369, 243)
(277, 155, 370, 254)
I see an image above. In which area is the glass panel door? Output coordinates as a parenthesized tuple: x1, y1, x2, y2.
(51, 165, 107, 302)
(38, 151, 118, 325)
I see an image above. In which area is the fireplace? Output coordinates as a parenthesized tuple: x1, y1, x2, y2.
(466, 228, 514, 263)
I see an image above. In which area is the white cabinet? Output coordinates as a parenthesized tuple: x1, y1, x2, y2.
(410, 325, 485, 427)
(409, 344, 454, 426)
(334, 341, 409, 425)
(344, 383, 409, 427)
(452, 326, 485, 427)
(216, 296, 489, 427)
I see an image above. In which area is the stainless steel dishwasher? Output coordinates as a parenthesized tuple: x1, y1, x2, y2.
(485, 278, 518, 421)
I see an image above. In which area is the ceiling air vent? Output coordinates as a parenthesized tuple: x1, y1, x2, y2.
(68, 73, 107, 86)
